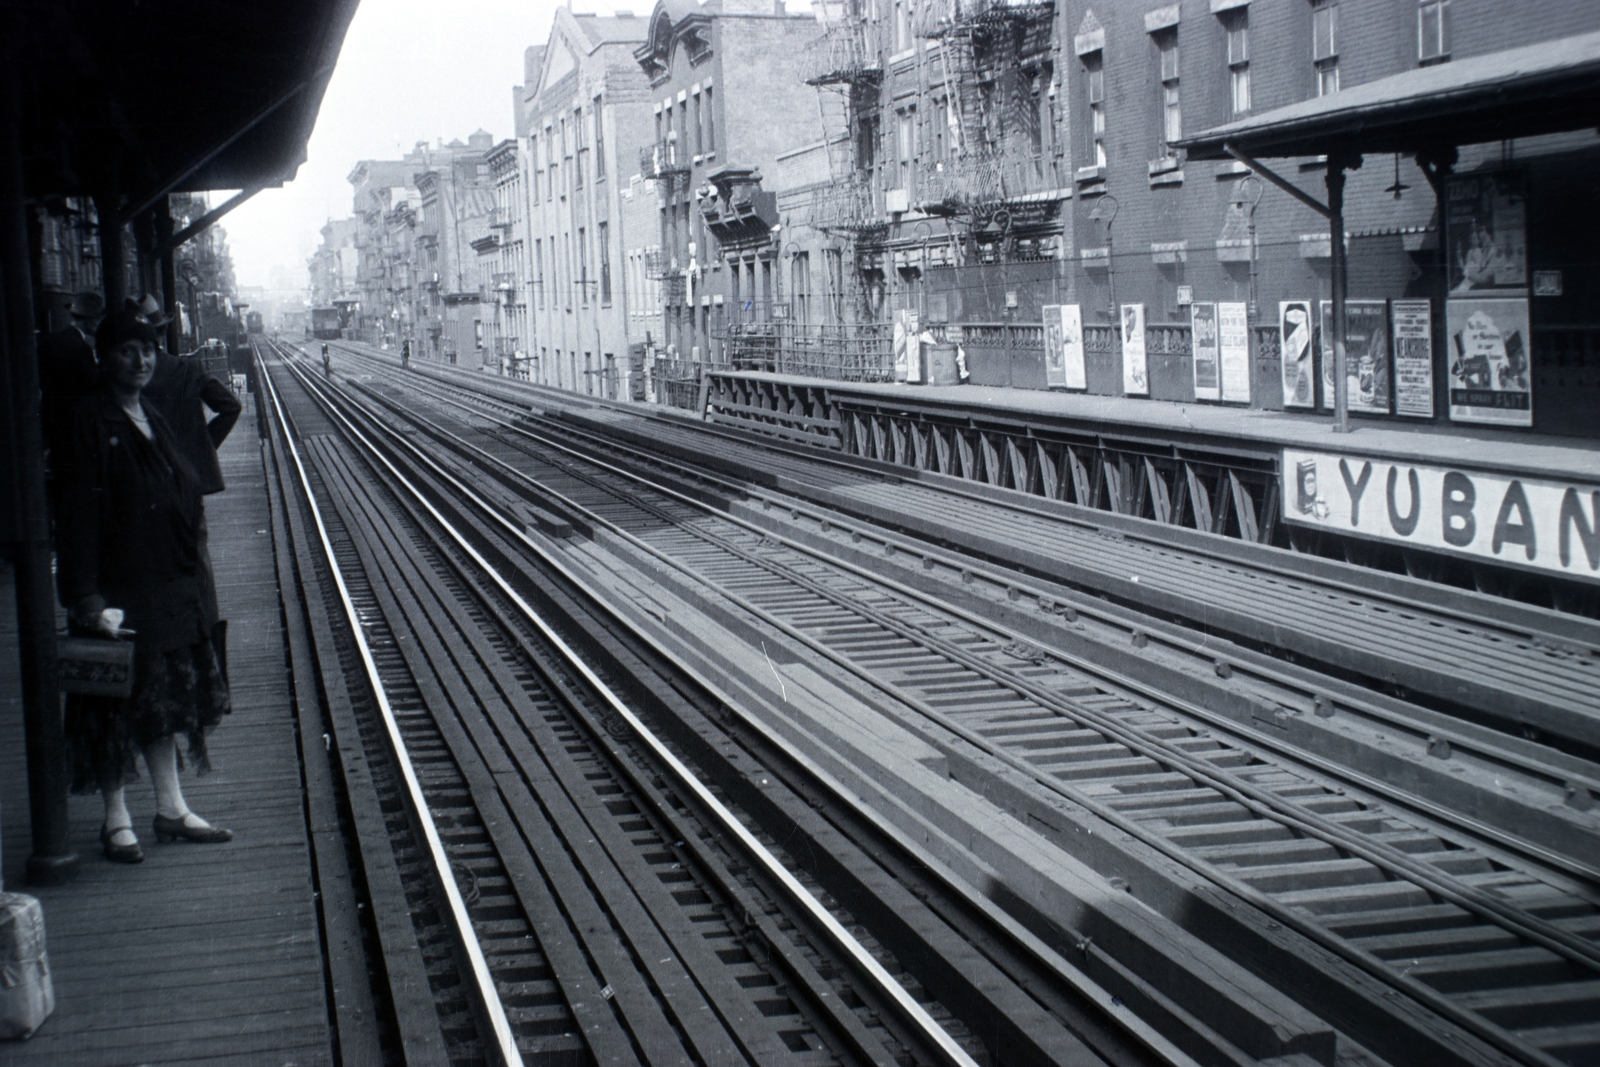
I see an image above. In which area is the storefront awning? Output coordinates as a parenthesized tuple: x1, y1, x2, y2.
(1176, 29, 1600, 161)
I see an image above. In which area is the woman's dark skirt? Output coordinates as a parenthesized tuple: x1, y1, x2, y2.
(66, 637, 231, 794)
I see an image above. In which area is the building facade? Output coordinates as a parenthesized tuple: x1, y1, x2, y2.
(695, 0, 1599, 440)
(520, 9, 658, 398)
(634, 0, 830, 380)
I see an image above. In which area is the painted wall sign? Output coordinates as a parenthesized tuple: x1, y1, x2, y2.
(1446, 172, 1527, 294)
(1391, 299, 1435, 418)
(1279, 300, 1315, 408)
(1320, 299, 1391, 414)
(1121, 303, 1148, 395)
(1191, 302, 1220, 400)
(1282, 448, 1600, 583)
(1447, 296, 1531, 427)
(1217, 301, 1251, 403)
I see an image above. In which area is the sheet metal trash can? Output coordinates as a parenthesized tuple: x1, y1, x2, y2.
(927, 342, 962, 386)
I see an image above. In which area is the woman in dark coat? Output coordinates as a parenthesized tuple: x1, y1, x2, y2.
(56, 309, 232, 863)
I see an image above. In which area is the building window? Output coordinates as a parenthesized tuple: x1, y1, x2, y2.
(893, 0, 912, 53)
(594, 96, 606, 178)
(693, 91, 703, 156)
(598, 221, 611, 306)
(1083, 50, 1106, 167)
(1418, 0, 1448, 62)
(1312, 0, 1339, 95)
(534, 135, 547, 204)
(1155, 30, 1180, 154)
(704, 86, 715, 153)
(534, 238, 544, 308)
(1223, 10, 1250, 115)
(897, 107, 918, 195)
(791, 252, 811, 324)
(578, 226, 589, 306)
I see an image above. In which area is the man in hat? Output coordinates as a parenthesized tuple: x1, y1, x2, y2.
(38, 290, 106, 504)
(138, 293, 241, 496)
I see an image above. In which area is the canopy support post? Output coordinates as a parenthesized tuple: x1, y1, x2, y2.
(1, 25, 79, 886)
(1326, 152, 1362, 433)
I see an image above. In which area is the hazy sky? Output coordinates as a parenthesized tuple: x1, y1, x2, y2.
(225, 0, 569, 299)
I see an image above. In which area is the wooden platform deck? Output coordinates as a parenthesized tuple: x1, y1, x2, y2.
(1, 395, 337, 1066)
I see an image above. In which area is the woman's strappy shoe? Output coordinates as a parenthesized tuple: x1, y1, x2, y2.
(153, 813, 233, 844)
(100, 824, 144, 864)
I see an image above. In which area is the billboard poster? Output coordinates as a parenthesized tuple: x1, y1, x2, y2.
(1279, 300, 1315, 408)
(1446, 172, 1527, 294)
(1391, 299, 1435, 418)
(1044, 303, 1086, 389)
(1447, 297, 1532, 427)
(1319, 299, 1391, 414)
(1217, 301, 1251, 403)
(1121, 303, 1148, 395)
(1190, 302, 1220, 400)
(1281, 448, 1600, 584)
(893, 308, 920, 383)
(1042, 304, 1064, 387)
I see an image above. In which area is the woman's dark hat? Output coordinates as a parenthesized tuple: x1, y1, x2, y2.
(132, 294, 173, 329)
(95, 307, 159, 360)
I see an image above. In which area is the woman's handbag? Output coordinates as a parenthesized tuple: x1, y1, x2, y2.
(56, 636, 135, 698)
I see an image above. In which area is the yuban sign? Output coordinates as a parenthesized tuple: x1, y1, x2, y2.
(1282, 449, 1600, 583)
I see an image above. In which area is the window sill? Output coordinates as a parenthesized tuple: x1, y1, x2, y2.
(1213, 159, 1251, 178)
(1074, 164, 1105, 183)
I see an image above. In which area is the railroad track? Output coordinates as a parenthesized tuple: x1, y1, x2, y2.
(326, 339, 1600, 759)
(260, 340, 1203, 1067)
(307, 339, 1600, 1067)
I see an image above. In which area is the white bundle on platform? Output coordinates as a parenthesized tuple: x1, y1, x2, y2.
(0, 892, 54, 1040)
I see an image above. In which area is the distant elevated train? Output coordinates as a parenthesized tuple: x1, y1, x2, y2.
(311, 306, 342, 340)
(245, 310, 264, 334)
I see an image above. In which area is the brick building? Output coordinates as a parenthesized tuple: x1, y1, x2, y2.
(747, 0, 1600, 439)
(520, 10, 656, 398)
(633, 0, 828, 379)
(476, 139, 529, 372)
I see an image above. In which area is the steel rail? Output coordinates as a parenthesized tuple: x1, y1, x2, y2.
(316, 352, 1581, 1067)
(298, 347, 1207, 1067)
(257, 352, 525, 1067)
(336, 344, 1600, 813)
(277, 348, 985, 1067)
(343, 340, 1598, 647)
(345, 359, 1600, 899)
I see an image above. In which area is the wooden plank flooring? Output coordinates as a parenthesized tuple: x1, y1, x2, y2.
(1, 395, 336, 1066)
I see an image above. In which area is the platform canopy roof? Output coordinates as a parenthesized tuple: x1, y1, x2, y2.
(1176, 28, 1600, 161)
(14, 0, 360, 210)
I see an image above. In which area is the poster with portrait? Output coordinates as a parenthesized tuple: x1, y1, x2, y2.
(893, 308, 921, 382)
(1279, 300, 1315, 408)
(1191, 302, 1220, 401)
(1217, 301, 1251, 403)
(1446, 172, 1527, 294)
(1120, 303, 1148, 395)
(1319, 299, 1391, 414)
(1044, 303, 1086, 389)
(1447, 297, 1532, 427)
(1391, 299, 1435, 418)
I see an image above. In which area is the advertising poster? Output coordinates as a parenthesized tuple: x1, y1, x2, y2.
(1280, 300, 1315, 408)
(1121, 303, 1148, 395)
(1281, 448, 1600, 583)
(1217, 301, 1251, 403)
(893, 308, 920, 383)
(1447, 297, 1532, 427)
(1042, 304, 1064, 387)
(1046, 303, 1086, 389)
(1190, 303, 1220, 401)
(1446, 172, 1527, 294)
(1319, 299, 1391, 414)
(1391, 299, 1435, 418)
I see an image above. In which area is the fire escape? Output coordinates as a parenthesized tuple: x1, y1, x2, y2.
(918, 0, 1057, 243)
